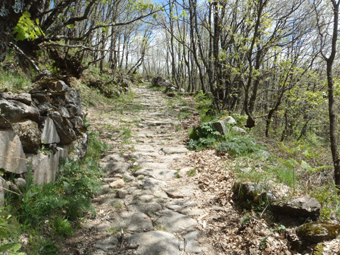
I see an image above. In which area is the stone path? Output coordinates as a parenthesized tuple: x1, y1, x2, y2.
(76, 86, 210, 254)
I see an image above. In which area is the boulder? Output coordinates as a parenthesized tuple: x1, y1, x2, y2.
(213, 120, 227, 135)
(41, 117, 60, 144)
(0, 91, 32, 105)
(12, 119, 41, 153)
(233, 181, 276, 204)
(29, 147, 67, 185)
(232, 126, 247, 134)
(151, 77, 166, 87)
(0, 130, 27, 174)
(0, 99, 39, 123)
(48, 111, 76, 144)
(271, 195, 321, 220)
(297, 222, 340, 243)
(224, 116, 237, 125)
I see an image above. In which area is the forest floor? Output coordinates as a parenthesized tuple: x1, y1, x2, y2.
(60, 84, 295, 254)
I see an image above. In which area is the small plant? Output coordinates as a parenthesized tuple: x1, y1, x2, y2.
(52, 216, 73, 236)
(186, 169, 196, 176)
(260, 237, 268, 249)
(37, 143, 52, 156)
(241, 216, 252, 226)
(188, 122, 221, 151)
(113, 202, 123, 210)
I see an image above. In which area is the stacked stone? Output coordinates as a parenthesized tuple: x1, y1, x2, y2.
(0, 71, 88, 190)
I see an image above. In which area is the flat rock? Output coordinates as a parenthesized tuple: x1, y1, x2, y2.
(155, 210, 197, 233)
(134, 168, 177, 180)
(183, 231, 202, 253)
(0, 99, 39, 123)
(94, 236, 118, 251)
(134, 145, 157, 153)
(0, 91, 32, 105)
(101, 154, 126, 162)
(101, 161, 129, 174)
(29, 147, 67, 184)
(143, 177, 167, 191)
(271, 195, 321, 220)
(161, 146, 188, 154)
(169, 200, 197, 208)
(128, 201, 162, 215)
(110, 211, 153, 232)
(41, 117, 60, 144)
(125, 231, 180, 255)
(164, 187, 194, 198)
(181, 208, 205, 216)
(140, 162, 169, 169)
(0, 130, 27, 174)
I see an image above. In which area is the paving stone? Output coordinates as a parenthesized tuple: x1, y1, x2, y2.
(134, 145, 157, 153)
(161, 146, 188, 154)
(138, 194, 154, 202)
(140, 162, 169, 169)
(143, 177, 167, 190)
(116, 189, 127, 198)
(109, 179, 124, 189)
(94, 236, 118, 251)
(125, 231, 180, 255)
(134, 168, 177, 180)
(155, 210, 197, 233)
(101, 161, 130, 174)
(166, 204, 183, 211)
(181, 208, 206, 216)
(183, 231, 202, 253)
(121, 172, 133, 182)
(128, 201, 162, 215)
(153, 189, 168, 199)
(168, 200, 197, 208)
(163, 188, 193, 198)
(110, 211, 153, 232)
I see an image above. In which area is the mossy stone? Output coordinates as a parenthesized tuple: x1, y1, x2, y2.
(297, 222, 340, 243)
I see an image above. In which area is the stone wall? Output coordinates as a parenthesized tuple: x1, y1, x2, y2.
(0, 71, 88, 189)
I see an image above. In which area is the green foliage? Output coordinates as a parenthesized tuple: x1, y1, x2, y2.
(86, 131, 111, 161)
(6, 130, 108, 253)
(0, 208, 25, 255)
(217, 136, 263, 156)
(188, 122, 221, 151)
(52, 216, 72, 236)
(13, 12, 44, 41)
